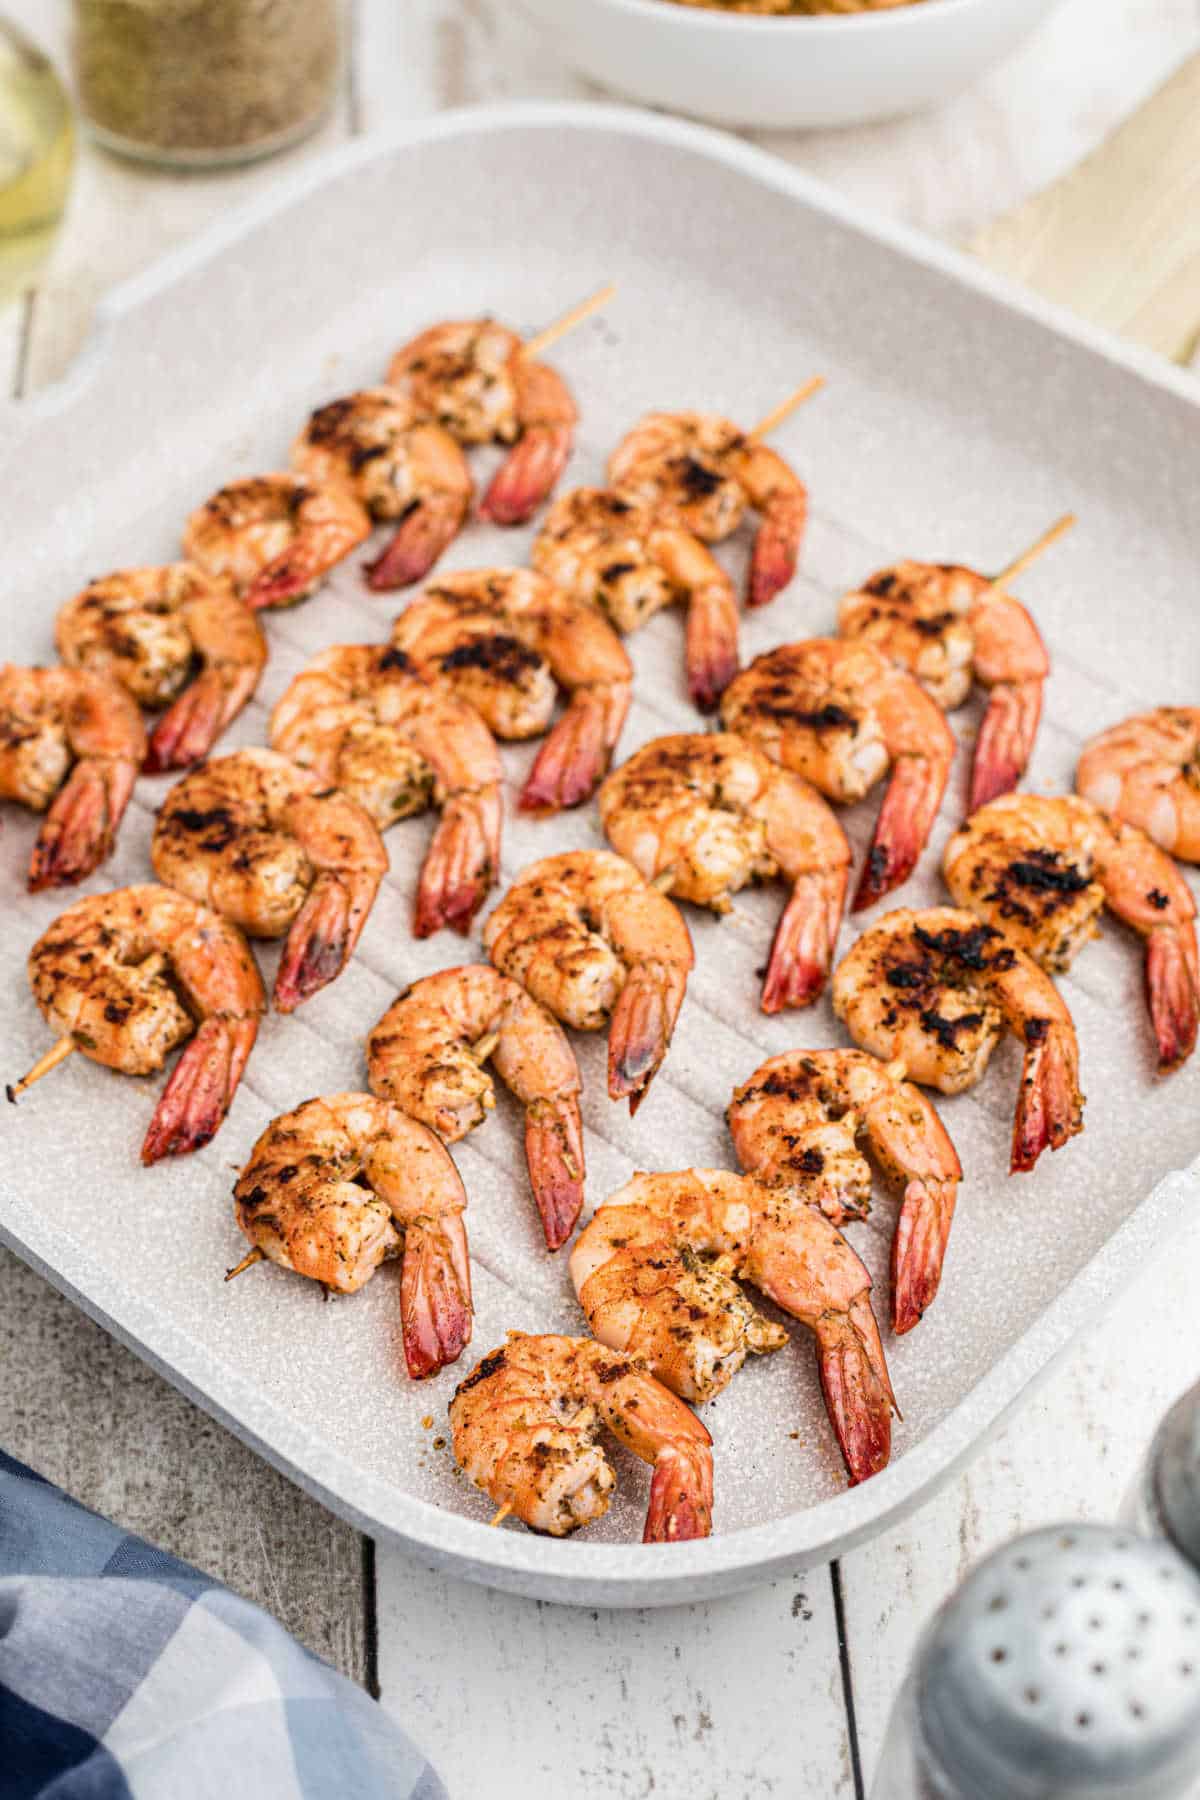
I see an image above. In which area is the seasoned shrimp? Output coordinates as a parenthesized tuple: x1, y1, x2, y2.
(290, 389, 473, 591)
(183, 474, 370, 612)
(449, 1332, 713, 1541)
(234, 1093, 470, 1379)
(720, 638, 956, 910)
(482, 850, 694, 1114)
(367, 965, 585, 1250)
(608, 411, 808, 608)
(838, 560, 1049, 812)
(55, 563, 267, 773)
(532, 487, 740, 711)
(598, 732, 850, 1013)
(390, 568, 633, 813)
(571, 1168, 895, 1483)
(1078, 708, 1200, 864)
(386, 319, 577, 525)
(0, 664, 145, 891)
(151, 749, 387, 1012)
(20, 884, 263, 1163)
(729, 1049, 962, 1335)
(832, 907, 1084, 1174)
(943, 792, 1200, 1072)
(269, 644, 502, 937)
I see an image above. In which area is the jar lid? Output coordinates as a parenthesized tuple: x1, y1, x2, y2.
(918, 1523, 1200, 1799)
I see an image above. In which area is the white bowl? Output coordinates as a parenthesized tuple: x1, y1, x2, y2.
(516, 0, 1058, 130)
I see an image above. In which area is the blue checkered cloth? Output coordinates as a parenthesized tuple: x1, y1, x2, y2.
(0, 1450, 445, 1798)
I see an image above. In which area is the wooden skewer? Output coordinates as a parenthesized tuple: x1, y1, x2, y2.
(225, 1247, 265, 1283)
(522, 283, 616, 361)
(748, 375, 825, 443)
(988, 513, 1076, 593)
(489, 1500, 514, 1528)
(7, 1035, 75, 1103)
(471, 1031, 500, 1064)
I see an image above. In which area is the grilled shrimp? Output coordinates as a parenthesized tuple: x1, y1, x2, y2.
(598, 732, 850, 1013)
(269, 644, 502, 938)
(54, 563, 267, 773)
(290, 389, 473, 591)
(531, 487, 740, 711)
(22, 884, 263, 1163)
(943, 792, 1200, 1072)
(367, 965, 585, 1250)
(0, 664, 145, 891)
(390, 568, 633, 813)
(386, 319, 577, 526)
(838, 560, 1049, 813)
(450, 1332, 713, 1541)
(832, 907, 1084, 1174)
(151, 749, 387, 1013)
(608, 411, 807, 608)
(729, 1049, 962, 1334)
(183, 473, 370, 611)
(571, 1168, 895, 1483)
(482, 850, 694, 1114)
(234, 1093, 470, 1379)
(720, 638, 955, 910)
(1078, 708, 1200, 864)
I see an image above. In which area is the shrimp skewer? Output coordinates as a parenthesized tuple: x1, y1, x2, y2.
(720, 638, 955, 910)
(390, 568, 632, 813)
(571, 1168, 896, 1483)
(598, 732, 850, 1012)
(367, 966, 586, 1250)
(729, 1049, 962, 1335)
(54, 564, 267, 773)
(943, 792, 1200, 1071)
(290, 389, 474, 591)
(450, 1332, 713, 1541)
(233, 1094, 471, 1379)
(0, 664, 145, 891)
(1077, 708, 1200, 864)
(832, 906, 1085, 1174)
(532, 487, 740, 711)
(482, 850, 694, 1114)
(151, 749, 388, 1012)
(269, 644, 502, 938)
(15, 884, 263, 1163)
(183, 474, 371, 611)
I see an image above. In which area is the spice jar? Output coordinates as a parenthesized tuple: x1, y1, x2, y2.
(72, 0, 340, 168)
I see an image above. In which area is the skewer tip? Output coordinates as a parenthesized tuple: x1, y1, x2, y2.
(7, 1036, 75, 1103)
(749, 375, 826, 443)
(489, 1500, 515, 1528)
(521, 282, 617, 361)
(225, 1246, 266, 1282)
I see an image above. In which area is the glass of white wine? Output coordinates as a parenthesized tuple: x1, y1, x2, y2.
(0, 18, 73, 306)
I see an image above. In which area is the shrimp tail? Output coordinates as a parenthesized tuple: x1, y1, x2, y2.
(852, 754, 949, 911)
(479, 425, 574, 527)
(274, 875, 355, 1013)
(1011, 1020, 1084, 1173)
(244, 545, 321, 612)
(761, 870, 846, 1014)
(28, 760, 131, 892)
(891, 1176, 958, 1334)
(141, 1015, 257, 1164)
(643, 1442, 714, 1543)
(969, 677, 1043, 813)
(413, 789, 500, 938)
(524, 1097, 586, 1251)
(685, 583, 740, 713)
(518, 683, 630, 815)
(144, 668, 229, 772)
(364, 493, 470, 591)
(747, 490, 807, 609)
(608, 963, 680, 1114)
(814, 1294, 896, 1484)
(1146, 925, 1200, 1072)
(399, 1218, 473, 1380)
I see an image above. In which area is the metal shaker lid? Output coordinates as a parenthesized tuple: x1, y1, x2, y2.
(917, 1523, 1200, 1799)
(1154, 1383, 1200, 1571)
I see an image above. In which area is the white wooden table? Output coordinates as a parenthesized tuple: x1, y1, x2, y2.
(4, 3, 1199, 1793)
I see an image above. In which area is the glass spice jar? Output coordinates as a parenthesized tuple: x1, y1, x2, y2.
(72, 0, 340, 169)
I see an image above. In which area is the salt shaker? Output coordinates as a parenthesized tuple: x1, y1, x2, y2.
(871, 1523, 1200, 1798)
(1126, 1380, 1200, 1571)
